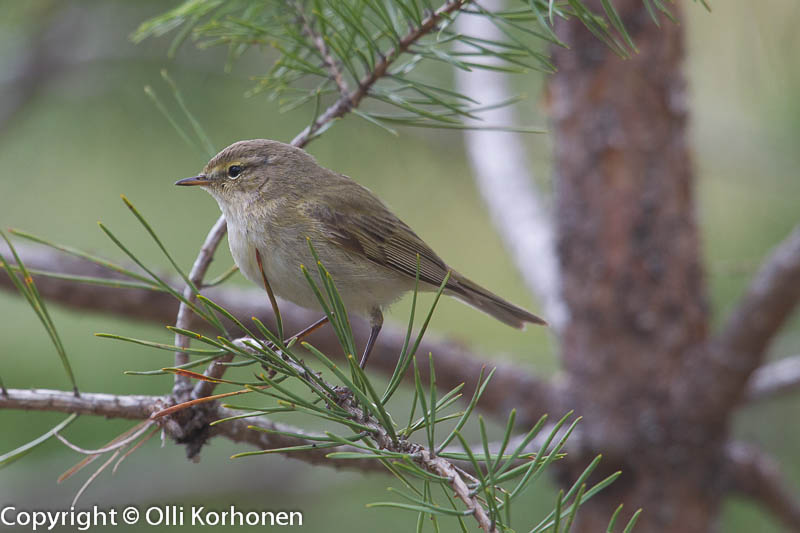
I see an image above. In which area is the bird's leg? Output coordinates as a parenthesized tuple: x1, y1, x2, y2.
(359, 308, 383, 369)
(253, 248, 328, 346)
(255, 248, 283, 340)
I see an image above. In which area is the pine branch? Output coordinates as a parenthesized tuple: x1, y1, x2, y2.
(290, 0, 470, 147)
(0, 388, 384, 472)
(1, 237, 573, 529)
(0, 227, 607, 530)
(0, 388, 158, 419)
(172, 216, 228, 396)
(228, 336, 500, 532)
(293, 1, 350, 97)
(421, 447, 497, 532)
(0, 241, 561, 423)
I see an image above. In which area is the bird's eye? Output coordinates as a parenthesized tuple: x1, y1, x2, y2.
(227, 165, 243, 178)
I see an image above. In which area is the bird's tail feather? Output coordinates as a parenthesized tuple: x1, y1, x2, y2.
(447, 273, 547, 329)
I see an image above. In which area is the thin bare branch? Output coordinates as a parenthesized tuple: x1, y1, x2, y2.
(294, 1, 349, 97)
(192, 353, 235, 400)
(0, 387, 383, 473)
(172, 215, 228, 396)
(0, 388, 160, 419)
(422, 448, 497, 532)
(2, 380, 503, 529)
(724, 441, 800, 531)
(745, 355, 800, 403)
(454, 0, 568, 331)
(212, 406, 384, 472)
(708, 224, 800, 408)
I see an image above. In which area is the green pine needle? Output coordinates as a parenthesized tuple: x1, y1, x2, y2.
(0, 232, 79, 395)
(0, 413, 79, 468)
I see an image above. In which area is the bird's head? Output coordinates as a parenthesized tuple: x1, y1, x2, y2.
(175, 139, 318, 205)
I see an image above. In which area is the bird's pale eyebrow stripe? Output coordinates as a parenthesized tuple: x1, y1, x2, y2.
(208, 161, 244, 175)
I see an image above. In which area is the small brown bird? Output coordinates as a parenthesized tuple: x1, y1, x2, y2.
(177, 139, 546, 367)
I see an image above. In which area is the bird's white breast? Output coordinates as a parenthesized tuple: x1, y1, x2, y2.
(219, 199, 413, 318)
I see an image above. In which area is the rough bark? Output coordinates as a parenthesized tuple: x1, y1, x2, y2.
(550, 2, 719, 530)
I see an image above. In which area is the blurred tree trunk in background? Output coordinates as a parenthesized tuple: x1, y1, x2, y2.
(550, 1, 718, 530)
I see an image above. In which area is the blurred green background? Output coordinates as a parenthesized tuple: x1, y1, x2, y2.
(0, 1, 798, 531)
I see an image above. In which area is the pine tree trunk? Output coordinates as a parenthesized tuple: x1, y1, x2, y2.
(550, 2, 723, 530)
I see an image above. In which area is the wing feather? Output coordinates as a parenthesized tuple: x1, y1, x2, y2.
(301, 197, 453, 289)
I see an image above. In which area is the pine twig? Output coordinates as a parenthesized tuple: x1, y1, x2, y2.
(421, 448, 497, 532)
(172, 215, 228, 396)
(294, 1, 349, 97)
(230, 336, 499, 532)
(290, 0, 470, 148)
(0, 388, 160, 419)
(192, 353, 235, 399)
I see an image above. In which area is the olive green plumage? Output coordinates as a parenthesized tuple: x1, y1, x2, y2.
(177, 139, 545, 363)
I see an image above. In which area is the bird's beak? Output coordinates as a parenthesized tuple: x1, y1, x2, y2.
(175, 174, 212, 186)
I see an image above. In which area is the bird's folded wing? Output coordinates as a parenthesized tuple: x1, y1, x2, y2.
(301, 200, 453, 290)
